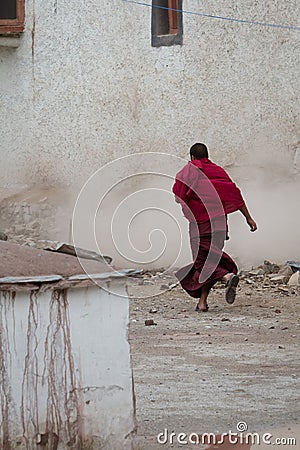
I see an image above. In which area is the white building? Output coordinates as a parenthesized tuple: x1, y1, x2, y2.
(0, 1, 299, 265)
(0, 241, 137, 449)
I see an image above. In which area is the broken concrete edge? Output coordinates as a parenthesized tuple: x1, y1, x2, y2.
(42, 241, 113, 264)
(0, 269, 143, 291)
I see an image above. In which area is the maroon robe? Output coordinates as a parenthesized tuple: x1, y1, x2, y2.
(173, 159, 245, 298)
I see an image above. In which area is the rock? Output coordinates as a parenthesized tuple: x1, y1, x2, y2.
(270, 270, 291, 284)
(221, 318, 231, 322)
(145, 319, 156, 326)
(160, 284, 169, 290)
(269, 275, 285, 283)
(248, 269, 265, 276)
(0, 231, 8, 241)
(274, 309, 281, 314)
(288, 272, 300, 286)
(277, 287, 289, 294)
(149, 308, 158, 314)
(168, 283, 177, 290)
(270, 265, 293, 284)
(260, 260, 280, 274)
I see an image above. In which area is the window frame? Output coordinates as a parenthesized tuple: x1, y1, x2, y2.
(151, 0, 183, 47)
(0, 0, 25, 34)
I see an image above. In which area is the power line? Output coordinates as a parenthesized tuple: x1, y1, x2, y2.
(122, 0, 300, 31)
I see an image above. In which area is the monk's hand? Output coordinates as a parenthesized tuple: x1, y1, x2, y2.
(247, 218, 257, 232)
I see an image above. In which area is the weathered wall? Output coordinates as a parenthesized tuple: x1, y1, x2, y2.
(0, 0, 299, 265)
(0, 283, 136, 449)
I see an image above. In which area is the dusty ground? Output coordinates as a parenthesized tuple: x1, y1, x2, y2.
(128, 270, 300, 449)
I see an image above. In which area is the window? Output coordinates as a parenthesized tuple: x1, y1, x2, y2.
(152, 0, 183, 47)
(0, 0, 25, 34)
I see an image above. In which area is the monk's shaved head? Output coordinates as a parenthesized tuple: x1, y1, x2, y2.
(190, 143, 209, 160)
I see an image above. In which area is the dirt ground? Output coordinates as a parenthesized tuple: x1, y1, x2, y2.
(127, 269, 300, 449)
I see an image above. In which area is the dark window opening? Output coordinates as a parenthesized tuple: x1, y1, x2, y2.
(152, 0, 183, 47)
(0, 0, 24, 34)
(0, 0, 17, 20)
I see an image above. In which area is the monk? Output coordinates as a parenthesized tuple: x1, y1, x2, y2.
(173, 143, 257, 312)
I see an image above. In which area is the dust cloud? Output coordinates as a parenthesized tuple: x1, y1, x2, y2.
(8, 152, 298, 271)
(226, 178, 300, 268)
(69, 149, 300, 270)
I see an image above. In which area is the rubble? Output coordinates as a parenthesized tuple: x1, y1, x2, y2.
(288, 272, 300, 286)
(269, 275, 288, 283)
(0, 231, 8, 241)
(248, 269, 265, 276)
(260, 260, 280, 274)
(277, 287, 289, 294)
(145, 319, 156, 326)
(269, 265, 293, 284)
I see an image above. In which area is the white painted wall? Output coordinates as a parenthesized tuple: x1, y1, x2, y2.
(0, 0, 299, 266)
(0, 0, 299, 185)
(0, 282, 136, 449)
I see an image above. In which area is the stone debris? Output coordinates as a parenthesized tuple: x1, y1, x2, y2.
(0, 231, 8, 241)
(248, 269, 265, 276)
(145, 319, 156, 326)
(149, 308, 158, 314)
(269, 265, 293, 284)
(236, 261, 300, 298)
(288, 272, 300, 286)
(269, 275, 287, 283)
(277, 287, 289, 294)
(260, 260, 280, 274)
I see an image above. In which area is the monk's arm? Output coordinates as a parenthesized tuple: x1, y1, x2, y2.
(173, 179, 187, 203)
(239, 204, 257, 232)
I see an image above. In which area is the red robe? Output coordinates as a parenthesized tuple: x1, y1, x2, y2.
(173, 159, 245, 298)
(173, 158, 245, 223)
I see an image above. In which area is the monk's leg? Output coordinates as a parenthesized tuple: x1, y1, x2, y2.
(196, 282, 212, 311)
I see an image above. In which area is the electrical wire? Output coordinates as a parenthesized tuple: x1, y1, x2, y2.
(122, 0, 300, 31)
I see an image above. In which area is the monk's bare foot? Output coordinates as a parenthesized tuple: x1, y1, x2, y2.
(195, 301, 209, 312)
